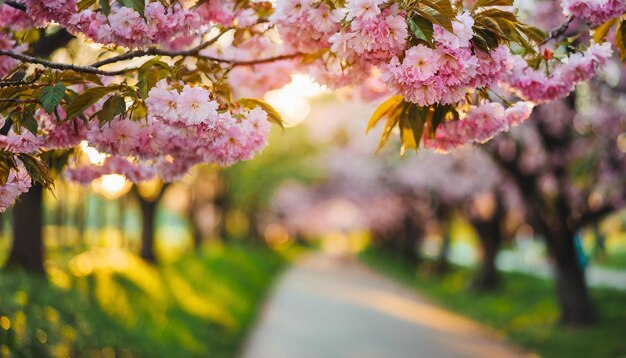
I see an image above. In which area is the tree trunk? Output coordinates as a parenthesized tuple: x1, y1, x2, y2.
(133, 183, 169, 264)
(138, 198, 158, 263)
(5, 183, 45, 273)
(433, 230, 451, 275)
(395, 214, 422, 263)
(548, 230, 597, 326)
(473, 227, 502, 290)
(592, 222, 607, 260)
(191, 216, 203, 251)
(214, 183, 229, 241)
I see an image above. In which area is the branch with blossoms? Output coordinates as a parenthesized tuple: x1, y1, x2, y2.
(0, 0, 625, 213)
(0, 48, 304, 76)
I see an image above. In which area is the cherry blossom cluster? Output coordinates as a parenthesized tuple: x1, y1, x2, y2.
(270, 0, 344, 54)
(228, 60, 297, 98)
(0, 3, 36, 29)
(0, 33, 26, 77)
(381, 13, 512, 106)
(504, 43, 613, 104)
(561, 0, 626, 27)
(329, 3, 408, 66)
(64, 2, 200, 48)
(64, 80, 271, 184)
(0, 110, 86, 154)
(216, 37, 298, 98)
(0, 163, 31, 212)
(65, 156, 157, 184)
(196, 0, 259, 27)
(423, 101, 534, 153)
(21, 0, 265, 48)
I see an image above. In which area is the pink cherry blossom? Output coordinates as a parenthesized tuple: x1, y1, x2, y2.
(347, 0, 383, 20)
(504, 43, 613, 104)
(176, 86, 219, 125)
(0, 164, 32, 213)
(561, 0, 626, 27)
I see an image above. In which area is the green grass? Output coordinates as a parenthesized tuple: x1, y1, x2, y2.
(360, 249, 626, 358)
(0, 244, 292, 357)
(593, 250, 626, 270)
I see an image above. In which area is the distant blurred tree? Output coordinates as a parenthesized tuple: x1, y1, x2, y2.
(132, 181, 170, 264)
(485, 78, 626, 324)
(5, 183, 44, 272)
(465, 191, 508, 290)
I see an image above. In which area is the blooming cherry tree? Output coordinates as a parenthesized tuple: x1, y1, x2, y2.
(0, 0, 624, 214)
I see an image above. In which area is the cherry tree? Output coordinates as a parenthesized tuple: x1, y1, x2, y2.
(0, 0, 623, 208)
(0, 0, 623, 277)
(482, 75, 626, 324)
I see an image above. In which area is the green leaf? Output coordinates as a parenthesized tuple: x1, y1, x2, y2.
(472, 0, 513, 11)
(238, 98, 285, 128)
(409, 14, 435, 43)
(615, 20, 626, 62)
(399, 104, 426, 153)
(99, 0, 111, 15)
(594, 18, 617, 42)
(21, 112, 38, 135)
(39, 83, 66, 114)
(367, 95, 404, 133)
(17, 153, 54, 188)
(417, 8, 453, 33)
(66, 85, 122, 120)
(430, 104, 453, 137)
(376, 102, 406, 153)
(420, 0, 456, 19)
(472, 27, 501, 51)
(0, 153, 18, 186)
(95, 95, 126, 124)
(77, 0, 96, 11)
(59, 71, 104, 86)
(119, 0, 145, 16)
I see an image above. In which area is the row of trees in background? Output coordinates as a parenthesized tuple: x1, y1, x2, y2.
(273, 69, 626, 326)
(1, 168, 230, 270)
(1, 118, 320, 271)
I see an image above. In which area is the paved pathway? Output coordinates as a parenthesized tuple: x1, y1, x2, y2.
(242, 253, 529, 358)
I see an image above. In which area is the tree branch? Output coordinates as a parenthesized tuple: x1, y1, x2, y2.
(0, 98, 38, 103)
(0, 50, 130, 76)
(91, 28, 233, 68)
(1, 40, 301, 78)
(0, 79, 33, 88)
(228, 53, 303, 67)
(5, 0, 26, 11)
(540, 16, 574, 45)
(579, 203, 615, 227)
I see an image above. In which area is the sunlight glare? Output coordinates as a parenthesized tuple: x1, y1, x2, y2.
(264, 74, 329, 127)
(92, 174, 131, 200)
(80, 141, 106, 165)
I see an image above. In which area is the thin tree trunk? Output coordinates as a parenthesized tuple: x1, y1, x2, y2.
(190, 205, 203, 251)
(473, 226, 502, 290)
(393, 212, 422, 263)
(592, 222, 606, 260)
(5, 183, 45, 273)
(214, 183, 229, 241)
(434, 229, 451, 275)
(133, 183, 169, 264)
(547, 229, 596, 325)
(138, 198, 158, 263)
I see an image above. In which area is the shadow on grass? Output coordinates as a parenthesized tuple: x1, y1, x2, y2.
(0, 244, 288, 357)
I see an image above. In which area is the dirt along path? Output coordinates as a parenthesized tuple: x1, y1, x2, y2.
(242, 253, 530, 358)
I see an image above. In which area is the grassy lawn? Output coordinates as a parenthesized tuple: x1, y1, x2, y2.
(360, 249, 626, 358)
(593, 250, 626, 270)
(0, 244, 292, 357)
